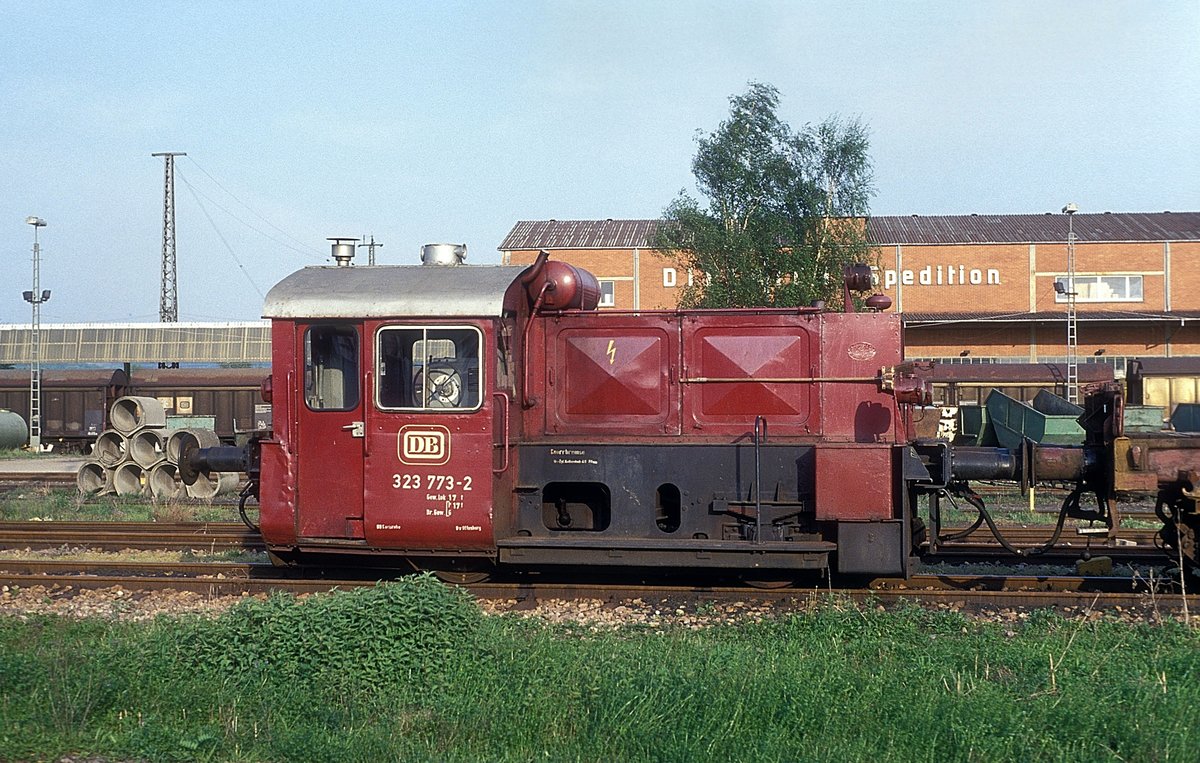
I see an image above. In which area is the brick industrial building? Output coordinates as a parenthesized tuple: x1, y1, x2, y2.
(499, 212, 1200, 370)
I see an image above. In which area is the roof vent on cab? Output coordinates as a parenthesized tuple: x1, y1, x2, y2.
(327, 237, 358, 267)
(421, 243, 467, 266)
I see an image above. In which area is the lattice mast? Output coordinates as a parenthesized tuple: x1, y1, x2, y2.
(359, 234, 383, 265)
(152, 152, 186, 322)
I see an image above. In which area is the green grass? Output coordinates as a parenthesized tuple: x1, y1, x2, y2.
(0, 487, 245, 523)
(0, 448, 42, 460)
(1, 576, 1197, 762)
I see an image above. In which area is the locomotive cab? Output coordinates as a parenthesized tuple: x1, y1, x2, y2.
(254, 248, 532, 574)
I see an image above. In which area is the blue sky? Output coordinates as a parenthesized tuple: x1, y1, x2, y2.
(2, 1, 1197, 323)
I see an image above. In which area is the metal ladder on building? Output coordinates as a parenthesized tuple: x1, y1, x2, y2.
(1066, 298, 1078, 403)
(1064, 206, 1079, 404)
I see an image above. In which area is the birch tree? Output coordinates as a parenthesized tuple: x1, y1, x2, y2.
(656, 82, 877, 308)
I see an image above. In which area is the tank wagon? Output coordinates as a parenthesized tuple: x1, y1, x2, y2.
(181, 246, 1200, 582)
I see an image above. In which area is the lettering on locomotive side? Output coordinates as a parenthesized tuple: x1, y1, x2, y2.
(550, 447, 598, 465)
(398, 424, 451, 465)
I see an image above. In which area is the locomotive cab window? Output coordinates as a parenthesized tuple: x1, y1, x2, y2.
(304, 325, 360, 411)
(377, 326, 482, 411)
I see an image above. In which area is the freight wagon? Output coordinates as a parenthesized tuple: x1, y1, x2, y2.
(0, 367, 266, 451)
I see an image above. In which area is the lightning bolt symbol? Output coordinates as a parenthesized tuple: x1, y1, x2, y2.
(606, 340, 616, 365)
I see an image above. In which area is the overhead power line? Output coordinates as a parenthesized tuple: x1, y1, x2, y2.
(184, 156, 324, 259)
(179, 174, 265, 300)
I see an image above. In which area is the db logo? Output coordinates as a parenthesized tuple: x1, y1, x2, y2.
(398, 425, 450, 465)
(847, 342, 877, 362)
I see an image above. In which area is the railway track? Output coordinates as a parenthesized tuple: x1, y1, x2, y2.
(0, 520, 1185, 612)
(0, 559, 1193, 612)
(0, 472, 77, 487)
(0, 521, 261, 551)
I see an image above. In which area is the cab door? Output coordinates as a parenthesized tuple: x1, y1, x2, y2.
(295, 323, 365, 539)
(363, 323, 493, 550)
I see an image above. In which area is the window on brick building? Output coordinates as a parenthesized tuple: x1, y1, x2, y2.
(598, 280, 616, 307)
(1054, 274, 1143, 303)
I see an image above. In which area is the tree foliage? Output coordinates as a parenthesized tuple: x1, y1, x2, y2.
(655, 82, 878, 308)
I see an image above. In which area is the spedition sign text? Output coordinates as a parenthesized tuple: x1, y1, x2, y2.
(873, 265, 1002, 289)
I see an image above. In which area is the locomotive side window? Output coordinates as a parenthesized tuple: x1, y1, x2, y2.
(376, 326, 482, 411)
(304, 325, 360, 411)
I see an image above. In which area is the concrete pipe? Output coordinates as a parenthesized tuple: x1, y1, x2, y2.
(166, 428, 221, 464)
(113, 461, 148, 496)
(76, 461, 114, 496)
(129, 428, 167, 468)
(93, 430, 128, 466)
(185, 470, 240, 500)
(110, 396, 167, 434)
(148, 462, 185, 501)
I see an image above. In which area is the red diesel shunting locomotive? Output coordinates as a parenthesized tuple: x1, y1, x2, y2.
(189, 242, 932, 580)
(182, 241, 1200, 583)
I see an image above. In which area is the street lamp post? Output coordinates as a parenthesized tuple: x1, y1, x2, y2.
(23, 216, 50, 450)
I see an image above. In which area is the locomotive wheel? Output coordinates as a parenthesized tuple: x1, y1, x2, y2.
(266, 550, 298, 567)
(911, 516, 928, 551)
(432, 569, 491, 585)
(740, 574, 795, 590)
(1175, 517, 1198, 590)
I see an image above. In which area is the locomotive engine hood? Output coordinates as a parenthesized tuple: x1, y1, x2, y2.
(262, 264, 534, 319)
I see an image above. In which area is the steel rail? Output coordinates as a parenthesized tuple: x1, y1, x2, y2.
(0, 566, 1194, 612)
(0, 520, 261, 551)
(0, 559, 265, 578)
(0, 520, 249, 533)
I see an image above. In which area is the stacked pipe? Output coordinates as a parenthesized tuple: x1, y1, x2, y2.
(76, 396, 239, 500)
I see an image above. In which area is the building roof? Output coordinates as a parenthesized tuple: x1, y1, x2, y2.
(927, 363, 1115, 384)
(499, 213, 1200, 251)
(1128, 357, 1200, 376)
(867, 212, 1200, 245)
(902, 310, 1200, 324)
(0, 322, 270, 364)
(499, 219, 663, 250)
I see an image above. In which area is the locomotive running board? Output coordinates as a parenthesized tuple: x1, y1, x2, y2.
(496, 537, 834, 569)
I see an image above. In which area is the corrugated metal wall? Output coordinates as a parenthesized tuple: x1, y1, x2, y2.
(0, 322, 270, 364)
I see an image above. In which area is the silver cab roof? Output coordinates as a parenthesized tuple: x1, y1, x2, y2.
(262, 264, 531, 319)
